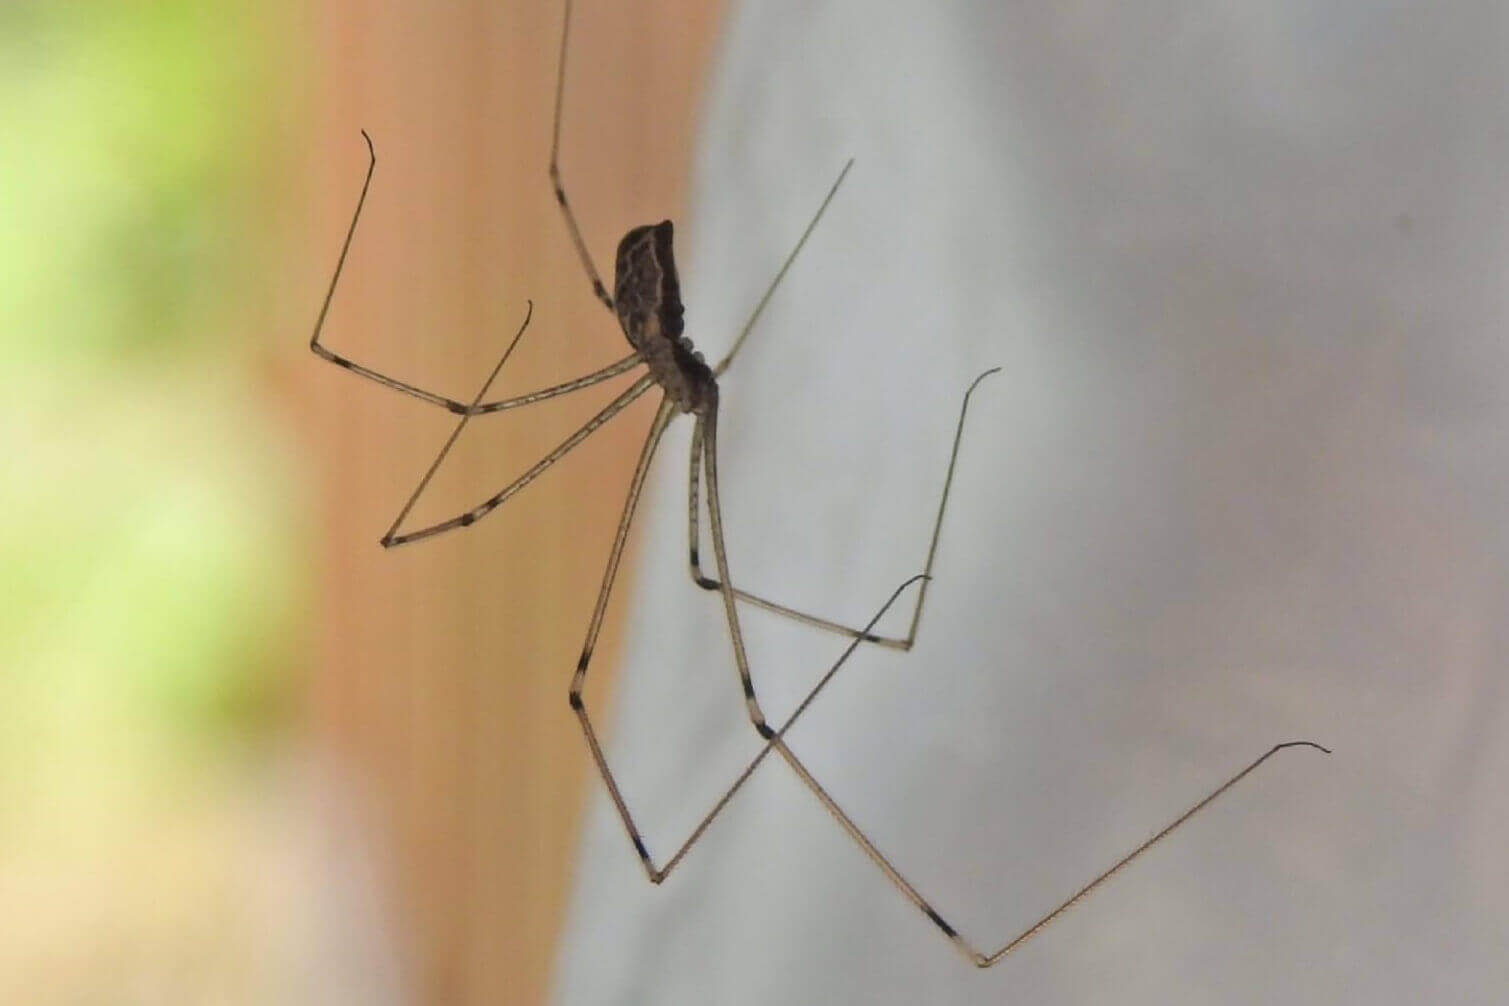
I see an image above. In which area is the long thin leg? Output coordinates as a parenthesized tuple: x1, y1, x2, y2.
(382, 372, 657, 547)
(713, 159, 854, 376)
(550, 0, 615, 313)
(467, 356, 643, 414)
(780, 740, 1330, 966)
(701, 397, 1331, 964)
(689, 368, 1000, 650)
(310, 131, 642, 412)
(381, 301, 534, 544)
(698, 403, 775, 735)
(580, 575, 928, 883)
(568, 397, 677, 873)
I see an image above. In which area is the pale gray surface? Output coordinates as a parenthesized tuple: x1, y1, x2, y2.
(554, 3, 1509, 1002)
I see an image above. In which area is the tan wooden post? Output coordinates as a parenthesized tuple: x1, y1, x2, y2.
(301, 3, 722, 1001)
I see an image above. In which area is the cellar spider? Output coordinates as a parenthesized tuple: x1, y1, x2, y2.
(306, 0, 1329, 967)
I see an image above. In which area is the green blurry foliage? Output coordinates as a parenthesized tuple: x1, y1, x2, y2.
(0, 0, 305, 828)
(1, 2, 279, 365)
(0, 4, 328, 998)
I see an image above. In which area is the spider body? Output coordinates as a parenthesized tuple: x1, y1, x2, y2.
(614, 220, 714, 415)
(305, 0, 1326, 966)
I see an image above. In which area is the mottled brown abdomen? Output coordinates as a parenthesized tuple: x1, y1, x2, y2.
(614, 220, 714, 414)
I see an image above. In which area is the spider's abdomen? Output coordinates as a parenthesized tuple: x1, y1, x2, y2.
(614, 220, 714, 414)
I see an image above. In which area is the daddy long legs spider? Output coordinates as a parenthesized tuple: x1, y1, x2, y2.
(306, 0, 1329, 967)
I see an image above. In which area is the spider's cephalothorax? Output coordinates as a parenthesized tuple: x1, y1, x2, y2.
(614, 220, 715, 415)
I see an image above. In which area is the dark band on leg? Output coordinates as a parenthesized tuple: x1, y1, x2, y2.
(924, 905, 957, 940)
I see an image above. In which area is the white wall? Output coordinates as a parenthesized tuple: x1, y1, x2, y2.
(556, 3, 1509, 1002)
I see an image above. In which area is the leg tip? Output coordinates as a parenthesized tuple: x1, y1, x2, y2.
(966, 367, 1003, 396)
(1279, 739, 1332, 755)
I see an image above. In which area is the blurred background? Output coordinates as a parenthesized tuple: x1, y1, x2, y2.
(10, 3, 1509, 1005)
(3, 1, 719, 1003)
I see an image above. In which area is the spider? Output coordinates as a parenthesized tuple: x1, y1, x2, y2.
(306, 0, 1328, 967)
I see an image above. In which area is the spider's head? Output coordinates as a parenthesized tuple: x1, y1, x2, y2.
(613, 220, 685, 343)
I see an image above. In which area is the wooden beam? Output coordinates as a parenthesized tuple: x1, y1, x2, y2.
(301, 3, 723, 1001)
